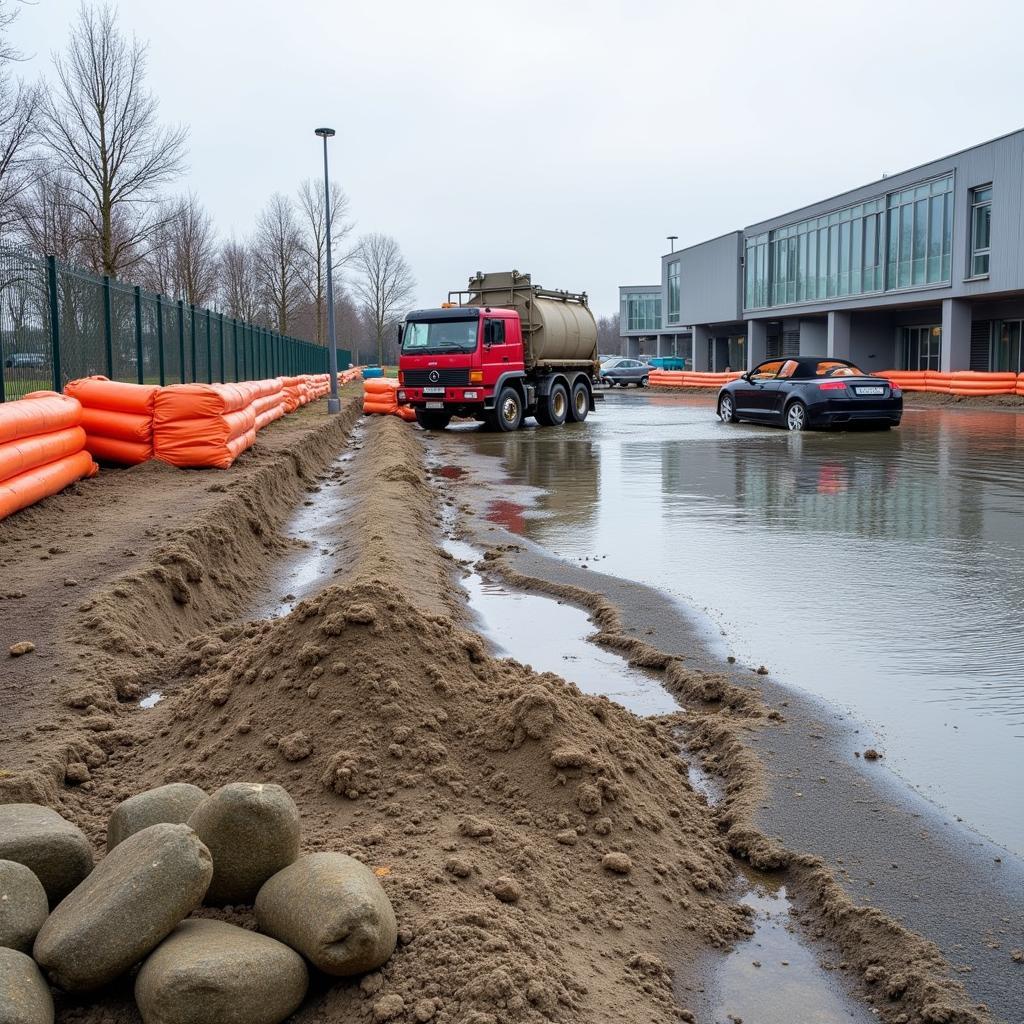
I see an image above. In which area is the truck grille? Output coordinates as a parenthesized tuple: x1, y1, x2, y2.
(403, 368, 470, 387)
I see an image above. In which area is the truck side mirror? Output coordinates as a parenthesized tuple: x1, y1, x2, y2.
(396, 323, 404, 347)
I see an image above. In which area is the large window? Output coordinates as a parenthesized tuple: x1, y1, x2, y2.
(744, 174, 954, 309)
(970, 185, 992, 278)
(624, 293, 661, 332)
(667, 262, 680, 324)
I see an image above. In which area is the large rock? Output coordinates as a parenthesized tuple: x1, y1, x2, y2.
(255, 852, 397, 976)
(106, 783, 208, 851)
(187, 783, 299, 905)
(135, 919, 307, 1024)
(0, 948, 53, 1024)
(0, 805, 93, 906)
(33, 823, 212, 992)
(0, 861, 48, 953)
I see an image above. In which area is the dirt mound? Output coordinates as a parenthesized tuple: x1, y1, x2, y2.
(74, 575, 747, 1023)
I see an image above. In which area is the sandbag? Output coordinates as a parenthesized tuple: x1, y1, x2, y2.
(64, 376, 158, 416)
(154, 385, 259, 470)
(0, 451, 98, 522)
(0, 394, 81, 446)
(80, 407, 154, 444)
(395, 405, 417, 422)
(0, 427, 87, 485)
(84, 435, 153, 466)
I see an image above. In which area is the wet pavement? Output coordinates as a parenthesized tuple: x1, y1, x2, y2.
(442, 391, 1024, 858)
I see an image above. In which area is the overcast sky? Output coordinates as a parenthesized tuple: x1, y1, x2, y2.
(12, 0, 1024, 317)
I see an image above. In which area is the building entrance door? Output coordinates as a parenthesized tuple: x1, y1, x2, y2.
(902, 325, 941, 370)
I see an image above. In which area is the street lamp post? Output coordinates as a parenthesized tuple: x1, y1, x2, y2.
(315, 127, 340, 414)
(667, 235, 678, 253)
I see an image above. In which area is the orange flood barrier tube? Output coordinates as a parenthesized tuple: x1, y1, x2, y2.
(0, 393, 82, 445)
(0, 450, 98, 521)
(153, 383, 261, 469)
(0, 426, 87, 483)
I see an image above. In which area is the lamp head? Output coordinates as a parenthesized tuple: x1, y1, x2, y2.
(315, 127, 336, 138)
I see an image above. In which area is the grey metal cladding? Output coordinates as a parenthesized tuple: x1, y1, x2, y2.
(672, 231, 743, 325)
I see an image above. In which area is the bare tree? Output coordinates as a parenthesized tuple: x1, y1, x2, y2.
(219, 237, 262, 323)
(15, 163, 85, 261)
(253, 192, 302, 334)
(352, 233, 416, 366)
(41, 2, 187, 277)
(296, 177, 352, 345)
(596, 312, 621, 355)
(0, 1, 40, 239)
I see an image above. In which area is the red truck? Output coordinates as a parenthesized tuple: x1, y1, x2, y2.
(397, 270, 599, 431)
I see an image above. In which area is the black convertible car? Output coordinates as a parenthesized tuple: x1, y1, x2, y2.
(717, 357, 902, 430)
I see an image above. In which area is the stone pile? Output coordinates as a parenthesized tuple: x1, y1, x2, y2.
(0, 782, 398, 1024)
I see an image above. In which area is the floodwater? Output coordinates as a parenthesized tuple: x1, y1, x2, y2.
(446, 392, 1024, 857)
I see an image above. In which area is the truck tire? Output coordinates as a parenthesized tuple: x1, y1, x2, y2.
(535, 383, 568, 427)
(568, 379, 590, 423)
(494, 386, 523, 432)
(414, 409, 452, 431)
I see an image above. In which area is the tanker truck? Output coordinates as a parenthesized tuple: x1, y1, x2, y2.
(396, 270, 598, 431)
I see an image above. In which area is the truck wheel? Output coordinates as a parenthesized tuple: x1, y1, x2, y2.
(568, 380, 590, 422)
(495, 386, 523, 432)
(414, 409, 451, 431)
(536, 383, 568, 427)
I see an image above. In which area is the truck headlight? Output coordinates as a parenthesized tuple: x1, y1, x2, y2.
(397, 390, 406, 402)
(464, 390, 478, 399)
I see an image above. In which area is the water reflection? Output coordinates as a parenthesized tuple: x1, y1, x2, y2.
(452, 395, 1024, 856)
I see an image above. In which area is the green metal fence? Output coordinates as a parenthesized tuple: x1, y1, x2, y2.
(0, 246, 347, 402)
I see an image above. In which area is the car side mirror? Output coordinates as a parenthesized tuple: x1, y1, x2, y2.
(740, 372, 751, 383)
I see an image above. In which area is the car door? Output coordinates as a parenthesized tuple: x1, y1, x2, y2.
(734, 360, 784, 416)
(763, 359, 799, 418)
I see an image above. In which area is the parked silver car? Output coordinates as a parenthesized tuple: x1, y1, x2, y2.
(4, 352, 47, 369)
(599, 357, 650, 387)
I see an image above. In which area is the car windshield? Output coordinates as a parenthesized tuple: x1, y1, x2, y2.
(402, 319, 478, 354)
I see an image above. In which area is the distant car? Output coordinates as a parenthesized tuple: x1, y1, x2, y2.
(717, 357, 902, 431)
(4, 352, 46, 369)
(599, 358, 650, 387)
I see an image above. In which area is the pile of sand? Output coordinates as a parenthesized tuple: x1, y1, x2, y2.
(68, 576, 749, 1023)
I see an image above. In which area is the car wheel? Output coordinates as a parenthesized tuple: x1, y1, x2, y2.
(639, 375, 649, 388)
(719, 393, 738, 424)
(568, 379, 589, 422)
(495, 386, 523, 432)
(786, 400, 809, 431)
(536, 383, 568, 427)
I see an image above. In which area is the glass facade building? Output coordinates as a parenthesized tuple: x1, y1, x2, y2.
(745, 174, 954, 310)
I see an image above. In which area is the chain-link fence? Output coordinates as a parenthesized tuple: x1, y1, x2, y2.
(0, 245, 346, 402)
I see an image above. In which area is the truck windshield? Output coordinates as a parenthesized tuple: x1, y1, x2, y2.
(402, 319, 478, 354)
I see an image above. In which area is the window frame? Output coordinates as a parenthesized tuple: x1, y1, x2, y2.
(968, 184, 992, 280)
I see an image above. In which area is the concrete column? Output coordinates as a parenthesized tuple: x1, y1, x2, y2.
(941, 298, 971, 371)
(655, 334, 663, 358)
(693, 326, 711, 371)
(746, 319, 767, 370)
(827, 311, 852, 359)
(626, 337, 640, 358)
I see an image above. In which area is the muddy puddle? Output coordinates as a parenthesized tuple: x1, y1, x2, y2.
(699, 866, 874, 1024)
(443, 532, 678, 716)
(248, 432, 362, 619)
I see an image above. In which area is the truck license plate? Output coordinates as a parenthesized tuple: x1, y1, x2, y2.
(425, 401, 445, 409)
(423, 387, 445, 395)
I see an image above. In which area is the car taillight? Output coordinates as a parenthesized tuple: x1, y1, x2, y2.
(818, 381, 847, 390)
(890, 385, 902, 397)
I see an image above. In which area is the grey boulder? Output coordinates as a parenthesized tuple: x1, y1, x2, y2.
(33, 823, 212, 992)
(135, 918, 308, 1024)
(0, 947, 53, 1024)
(0, 861, 48, 953)
(0, 805, 93, 906)
(106, 783, 208, 851)
(255, 852, 397, 976)
(187, 783, 299, 905)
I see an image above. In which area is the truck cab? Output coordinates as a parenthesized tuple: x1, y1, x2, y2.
(397, 271, 599, 432)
